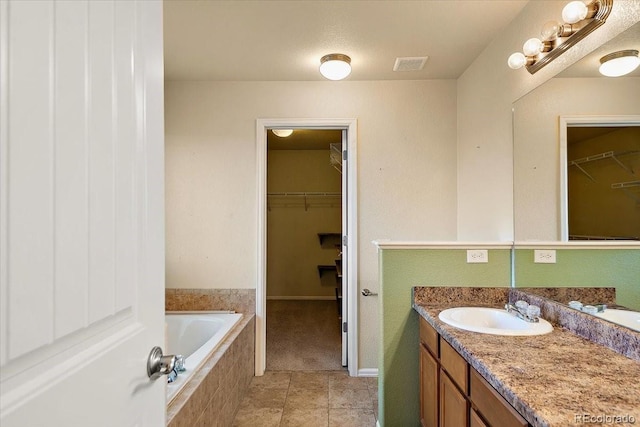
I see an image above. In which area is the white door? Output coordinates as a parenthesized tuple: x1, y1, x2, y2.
(0, 1, 166, 426)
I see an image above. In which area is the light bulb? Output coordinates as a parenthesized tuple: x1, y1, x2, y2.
(523, 38, 544, 57)
(599, 50, 640, 77)
(541, 20, 561, 41)
(562, 1, 588, 24)
(507, 52, 527, 70)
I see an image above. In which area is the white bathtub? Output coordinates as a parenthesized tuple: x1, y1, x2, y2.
(165, 311, 243, 403)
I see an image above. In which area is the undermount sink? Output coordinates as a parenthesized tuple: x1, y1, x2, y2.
(438, 307, 554, 336)
(593, 309, 640, 332)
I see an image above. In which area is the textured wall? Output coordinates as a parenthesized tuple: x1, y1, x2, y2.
(165, 79, 458, 369)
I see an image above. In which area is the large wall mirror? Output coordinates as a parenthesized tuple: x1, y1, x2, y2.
(512, 22, 640, 326)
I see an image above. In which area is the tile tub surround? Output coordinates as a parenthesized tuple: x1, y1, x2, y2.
(166, 288, 256, 314)
(511, 289, 640, 362)
(167, 314, 255, 427)
(413, 288, 640, 427)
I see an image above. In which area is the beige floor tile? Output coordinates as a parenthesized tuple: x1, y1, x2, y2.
(232, 407, 283, 427)
(285, 387, 329, 409)
(249, 371, 292, 390)
(280, 408, 329, 427)
(329, 388, 373, 409)
(239, 387, 288, 410)
(328, 372, 369, 390)
(329, 408, 377, 427)
(290, 371, 330, 390)
(365, 377, 378, 391)
(368, 388, 378, 404)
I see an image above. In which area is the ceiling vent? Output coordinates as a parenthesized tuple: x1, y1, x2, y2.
(393, 56, 428, 72)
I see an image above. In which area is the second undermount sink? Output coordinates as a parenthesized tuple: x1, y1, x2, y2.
(438, 307, 554, 336)
(593, 309, 640, 332)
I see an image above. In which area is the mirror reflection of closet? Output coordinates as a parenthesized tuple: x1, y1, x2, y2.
(565, 124, 640, 241)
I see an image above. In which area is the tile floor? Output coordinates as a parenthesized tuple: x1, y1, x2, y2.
(232, 370, 378, 427)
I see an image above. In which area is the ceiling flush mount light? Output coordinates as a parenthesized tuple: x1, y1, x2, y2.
(599, 50, 640, 77)
(508, 0, 613, 74)
(319, 53, 351, 80)
(272, 129, 293, 138)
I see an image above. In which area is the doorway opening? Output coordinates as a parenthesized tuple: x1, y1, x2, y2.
(266, 128, 343, 371)
(560, 115, 640, 241)
(256, 119, 358, 377)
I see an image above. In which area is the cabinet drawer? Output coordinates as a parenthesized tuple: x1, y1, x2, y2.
(470, 370, 528, 427)
(420, 316, 439, 357)
(440, 340, 468, 394)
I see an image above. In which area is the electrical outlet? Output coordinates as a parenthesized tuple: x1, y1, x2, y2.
(534, 249, 556, 264)
(467, 249, 488, 263)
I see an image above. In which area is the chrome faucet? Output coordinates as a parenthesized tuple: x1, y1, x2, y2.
(167, 355, 186, 384)
(568, 301, 607, 314)
(505, 300, 540, 323)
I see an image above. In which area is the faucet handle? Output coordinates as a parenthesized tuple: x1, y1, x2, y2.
(515, 300, 529, 311)
(175, 355, 186, 372)
(526, 305, 541, 319)
(568, 300, 583, 310)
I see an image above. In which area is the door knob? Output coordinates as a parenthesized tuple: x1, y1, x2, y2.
(147, 346, 177, 380)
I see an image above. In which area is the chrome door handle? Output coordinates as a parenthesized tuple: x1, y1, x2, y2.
(147, 346, 177, 380)
(361, 288, 378, 296)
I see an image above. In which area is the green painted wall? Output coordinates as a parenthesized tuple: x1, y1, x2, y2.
(514, 248, 640, 311)
(378, 248, 511, 427)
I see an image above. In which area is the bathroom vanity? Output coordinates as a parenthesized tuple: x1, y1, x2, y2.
(413, 287, 640, 427)
(420, 316, 528, 427)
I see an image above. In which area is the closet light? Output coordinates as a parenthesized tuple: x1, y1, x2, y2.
(272, 129, 294, 137)
(599, 50, 640, 77)
(319, 54, 351, 81)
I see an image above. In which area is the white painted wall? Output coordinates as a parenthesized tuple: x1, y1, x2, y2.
(456, 0, 640, 241)
(165, 80, 457, 368)
(513, 77, 640, 241)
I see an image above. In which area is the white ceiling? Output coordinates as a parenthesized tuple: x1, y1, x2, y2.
(163, 0, 528, 81)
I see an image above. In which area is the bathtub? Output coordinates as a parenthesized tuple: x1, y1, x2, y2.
(165, 311, 243, 403)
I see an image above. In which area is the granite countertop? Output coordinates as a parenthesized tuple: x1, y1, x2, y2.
(413, 288, 640, 427)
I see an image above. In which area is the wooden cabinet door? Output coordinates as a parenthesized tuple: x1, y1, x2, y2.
(420, 344, 439, 427)
(470, 408, 488, 427)
(440, 371, 468, 427)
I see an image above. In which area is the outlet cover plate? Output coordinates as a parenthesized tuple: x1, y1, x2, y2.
(534, 249, 556, 264)
(467, 249, 488, 263)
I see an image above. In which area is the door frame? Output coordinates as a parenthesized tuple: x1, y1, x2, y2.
(559, 115, 640, 241)
(255, 118, 358, 377)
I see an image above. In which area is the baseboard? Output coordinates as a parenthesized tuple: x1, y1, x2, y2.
(266, 296, 336, 300)
(357, 368, 378, 377)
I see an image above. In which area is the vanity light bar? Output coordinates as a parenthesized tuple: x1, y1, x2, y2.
(508, 0, 614, 74)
